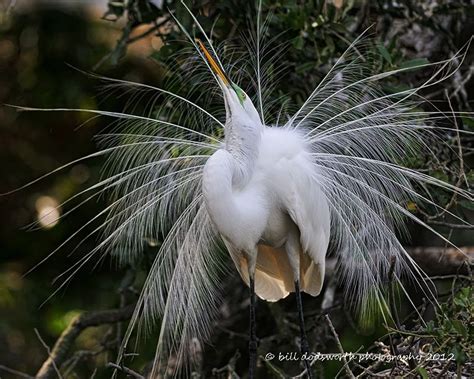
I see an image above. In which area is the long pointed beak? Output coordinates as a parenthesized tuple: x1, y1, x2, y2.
(196, 39, 230, 87)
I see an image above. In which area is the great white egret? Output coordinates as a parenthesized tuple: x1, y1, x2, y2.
(198, 39, 329, 377)
(8, 3, 473, 378)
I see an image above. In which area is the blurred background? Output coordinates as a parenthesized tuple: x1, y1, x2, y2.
(0, 0, 473, 378)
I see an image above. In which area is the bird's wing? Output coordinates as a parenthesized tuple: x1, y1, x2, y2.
(278, 152, 331, 296)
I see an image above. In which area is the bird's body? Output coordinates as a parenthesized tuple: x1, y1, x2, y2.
(203, 126, 330, 301)
(14, 5, 472, 377)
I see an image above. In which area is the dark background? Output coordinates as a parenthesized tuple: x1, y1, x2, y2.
(0, 1, 473, 378)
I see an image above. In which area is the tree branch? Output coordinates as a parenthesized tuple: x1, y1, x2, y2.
(34, 329, 62, 379)
(106, 362, 144, 379)
(35, 304, 135, 379)
(427, 220, 474, 230)
(406, 246, 473, 275)
(325, 314, 355, 379)
(127, 16, 170, 44)
(0, 365, 35, 379)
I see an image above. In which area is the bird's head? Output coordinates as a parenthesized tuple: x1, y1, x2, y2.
(197, 39, 262, 127)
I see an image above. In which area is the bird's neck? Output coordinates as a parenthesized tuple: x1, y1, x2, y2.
(202, 123, 263, 237)
(225, 123, 263, 187)
(202, 149, 241, 239)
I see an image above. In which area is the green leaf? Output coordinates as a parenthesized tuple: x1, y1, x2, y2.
(325, 35, 335, 53)
(425, 320, 435, 333)
(461, 116, 474, 129)
(295, 62, 315, 74)
(454, 296, 468, 307)
(400, 58, 429, 70)
(452, 345, 467, 364)
(450, 320, 468, 338)
(377, 44, 392, 64)
(331, 23, 347, 34)
(417, 367, 429, 379)
(293, 36, 305, 50)
(383, 83, 411, 94)
(458, 200, 474, 210)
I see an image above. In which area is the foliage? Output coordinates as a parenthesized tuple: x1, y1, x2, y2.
(0, 0, 472, 378)
(425, 283, 473, 367)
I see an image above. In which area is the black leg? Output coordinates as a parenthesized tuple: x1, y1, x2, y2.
(249, 277, 257, 379)
(295, 280, 313, 379)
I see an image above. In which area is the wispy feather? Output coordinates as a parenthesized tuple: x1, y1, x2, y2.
(6, 4, 473, 377)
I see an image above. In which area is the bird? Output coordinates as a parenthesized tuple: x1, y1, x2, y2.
(198, 38, 330, 377)
(10, 3, 473, 378)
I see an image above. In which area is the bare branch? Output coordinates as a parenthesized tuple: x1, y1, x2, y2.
(35, 304, 135, 379)
(0, 365, 35, 379)
(427, 220, 474, 230)
(406, 246, 474, 275)
(34, 329, 63, 379)
(324, 314, 355, 379)
(106, 363, 144, 379)
(127, 17, 170, 44)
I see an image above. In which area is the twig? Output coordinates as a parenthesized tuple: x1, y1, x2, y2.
(96, 13, 171, 69)
(406, 246, 474, 275)
(127, 17, 170, 44)
(35, 328, 63, 379)
(106, 363, 144, 379)
(217, 325, 249, 339)
(427, 220, 474, 230)
(354, 360, 383, 378)
(429, 274, 472, 281)
(35, 304, 135, 379)
(324, 314, 355, 379)
(212, 350, 241, 378)
(422, 91, 469, 222)
(260, 357, 287, 379)
(61, 335, 118, 377)
(447, 92, 468, 188)
(117, 269, 136, 352)
(0, 365, 34, 378)
(386, 255, 401, 371)
(451, 65, 474, 99)
(435, 360, 453, 379)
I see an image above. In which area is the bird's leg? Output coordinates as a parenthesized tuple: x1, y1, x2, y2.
(295, 279, 313, 379)
(246, 253, 258, 379)
(249, 275, 257, 379)
(285, 227, 313, 378)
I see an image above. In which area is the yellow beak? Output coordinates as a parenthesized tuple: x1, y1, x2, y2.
(196, 39, 230, 86)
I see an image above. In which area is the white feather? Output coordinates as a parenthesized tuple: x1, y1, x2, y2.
(9, 7, 473, 378)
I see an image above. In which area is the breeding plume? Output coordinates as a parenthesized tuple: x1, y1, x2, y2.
(198, 38, 330, 376)
(12, 3, 473, 378)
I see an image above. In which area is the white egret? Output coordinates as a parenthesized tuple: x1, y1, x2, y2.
(198, 39, 329, 377)
(9, 4, 473, 379)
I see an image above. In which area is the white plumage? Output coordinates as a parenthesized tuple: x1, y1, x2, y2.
(13, 5, 473, 378)
(204, 126, 330, 301)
